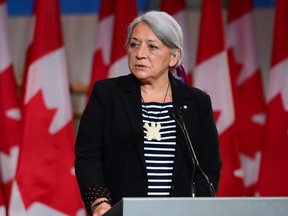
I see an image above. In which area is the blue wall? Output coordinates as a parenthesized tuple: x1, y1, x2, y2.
(7, 0, 276, 16)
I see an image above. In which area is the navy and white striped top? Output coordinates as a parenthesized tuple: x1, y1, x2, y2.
(142, 102, 177, 196)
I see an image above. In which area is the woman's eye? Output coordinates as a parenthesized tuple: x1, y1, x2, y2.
(149, 44, 158, 50)
(130, 42, 139, 48)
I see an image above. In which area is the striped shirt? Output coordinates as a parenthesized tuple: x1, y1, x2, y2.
(142, 102, 176, 196)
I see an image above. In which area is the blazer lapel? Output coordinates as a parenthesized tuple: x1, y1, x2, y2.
(118, 74, 146, 168)
(169, 73, 195, 182)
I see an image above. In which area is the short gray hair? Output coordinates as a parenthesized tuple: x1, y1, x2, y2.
(126, 11, 184, 68)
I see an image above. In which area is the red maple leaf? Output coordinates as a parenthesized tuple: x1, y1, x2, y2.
(0, 66, 20, 154)
(16, 91, 83, 215)
(213, 110, 221, 124)
(91, 49, 110, 81)
(87, 49, 110, 98)
(227, 49, 266, 157)
(258, 95, 288, 195)
(217, 126, 246, 196)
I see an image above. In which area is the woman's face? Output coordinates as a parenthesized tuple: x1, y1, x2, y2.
(127, 22, 179, 83)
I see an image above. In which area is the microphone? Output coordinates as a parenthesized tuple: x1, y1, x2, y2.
(169, 109, 216, 197)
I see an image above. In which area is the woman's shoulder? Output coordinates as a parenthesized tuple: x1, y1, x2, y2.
(184, 83, 206, 94)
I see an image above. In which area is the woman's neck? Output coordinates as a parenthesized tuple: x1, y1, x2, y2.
(141, 80, 172, 103)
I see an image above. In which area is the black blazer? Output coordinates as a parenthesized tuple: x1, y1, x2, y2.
(75, 72, 221, 205)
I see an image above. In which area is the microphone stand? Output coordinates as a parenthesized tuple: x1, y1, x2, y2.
(170, 110, 216, 197)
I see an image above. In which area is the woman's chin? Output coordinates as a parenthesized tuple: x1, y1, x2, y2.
(131, 70, 150, 80)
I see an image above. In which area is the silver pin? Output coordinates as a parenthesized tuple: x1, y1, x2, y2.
(183, 105, 187, 109)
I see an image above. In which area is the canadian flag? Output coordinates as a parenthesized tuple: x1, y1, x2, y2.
(0, 0, 21, 214)
(160, 0, 193, 85)
(88, 0, 137, 97)
(88, 0, 115, 97)
(108, 0, 138, 78)
(258, 0, 288, 196)
(194, 0, 245, 196)
(226, 0, 266, 195)
(9, 0, 84, 215)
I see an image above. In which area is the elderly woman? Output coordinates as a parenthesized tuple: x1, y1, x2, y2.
(75, 11, 221, 216)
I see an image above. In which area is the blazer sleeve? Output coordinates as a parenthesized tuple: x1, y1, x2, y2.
(194, 93, 222, 196)
(74, 81, 111, 212)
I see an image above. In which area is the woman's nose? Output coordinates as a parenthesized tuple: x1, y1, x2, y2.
(136, 44, 147, 59)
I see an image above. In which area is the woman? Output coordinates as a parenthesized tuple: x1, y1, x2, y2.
(75, 11, 221, 216)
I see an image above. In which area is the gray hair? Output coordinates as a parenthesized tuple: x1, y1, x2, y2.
(126, 11, 184, 68)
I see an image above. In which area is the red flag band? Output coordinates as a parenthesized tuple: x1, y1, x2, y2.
(0, 1, 21, 215)
(194, 0, 245, 196)
(9, 0, 84, 215)
(226, 0, 266, 196)
(258, 0, 288, 196)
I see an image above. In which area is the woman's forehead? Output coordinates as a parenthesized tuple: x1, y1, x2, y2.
(131, 22, 161, 42)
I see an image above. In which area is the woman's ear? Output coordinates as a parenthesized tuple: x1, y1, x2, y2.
(169, 50, 181, 68)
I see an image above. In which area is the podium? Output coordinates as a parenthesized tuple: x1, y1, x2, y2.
(104, 197, 288, 216)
